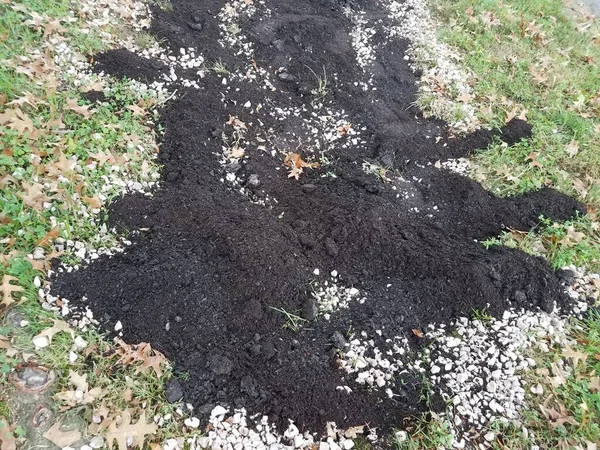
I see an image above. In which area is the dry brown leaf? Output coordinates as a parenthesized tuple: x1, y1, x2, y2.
(36, 225, 59, 247)
(0, 107, 35, 135)
(54, 370, 104, 407)
(0, 416, 16, 450)
(226, 115, 248, 130)
(548, 361, 569, 387)
(573, 178, 589, 199)
(539, 395, 578, 429)
(65, 98, 93, 119)
(284, 153, 319, 180)
(566, 140, 580, 158)
(412, 329, 424, 338)
(1, 275, 24, 309)
(126, 104, 146, 116)
(82, 195, 102, 209)
(115, 340, 169, 377)
(228, 145, 245, 159)
(19, 181, 54, 210)
(32, 319, 74, 348)
(563, 345, 588, 368)
(588, 376, 600, 393)
(43, 419, 82, 448)
(105, 410, 158, 450)
(43, 19, 66, 37)
(88, 151, 115, 166)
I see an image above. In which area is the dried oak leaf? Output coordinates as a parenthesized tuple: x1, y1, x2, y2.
(566, 140, 580, 158)
(539, 395, 578, 430)
(0, 107, 35, 135)
(36, 225, 59, 247)
(65, 98, 93, 119)
(284, 153, 319, 180)
(105, 410, 157, 450)
(82, 195, 102, 209)
(1, 275, 24, 309)
(226, 115, 247, 130)
(412, 329, 424, 338)
(32, 319, 74, 348)
(115, 340, 169, 377)
(43, 419, 82, 448)
(19, 181, 54, 210)
(54, 370, 104, 407)
(563, 345, 588, 368)
(0, 416, 16, 450)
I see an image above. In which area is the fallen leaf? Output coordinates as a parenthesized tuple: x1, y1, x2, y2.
(563, 345, 587, 368)
(82, 195, 102, 209)
(65, 98, 93, 119)
(43, 19, 66, 37)
(32, 319, 74, 348)
(228, 145, 245, 159)
(588, 376, 600, 393)
(126, 104, 146, 116)
(539, 395, 578, 429)
(412, 329, 424, 338)
(284, 153, 319, 180)
(43, 419, 82, 448)
(36, 226, 59, 247)
(1, 275, 24, 309)
(1, 107, 35, 135)
(105, 410, 158, 450)
(19, 181, 54, 210)
(54, 370, 104, 407)
(526, 152, 542, 168)
(0, 416, 16, 450)
(566, 140, 579, 158)
(226, 115, 247, 130)
(115, 340, 169, 377)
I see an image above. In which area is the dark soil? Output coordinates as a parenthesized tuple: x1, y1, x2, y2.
(52, 0, 584, 436)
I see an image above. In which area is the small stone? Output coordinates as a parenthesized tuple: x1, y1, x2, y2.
(302, 297, 319, 321)
(114, 321, 123, 332)
(165, 378, 184, 403)
(341, 440, 354, 450)
(17, 367, 49, 389)
(484, 432, 495, 442)
(188, 22, 203, 31)
(89, 436, 105, 449)
(185, 417, 200, 428)
(211, 405, 228, 418)
(331, 331, 346, 349)
(430, 365, 440, 374)
(248, 174, 260, 188)
(301, 184, 316, 193)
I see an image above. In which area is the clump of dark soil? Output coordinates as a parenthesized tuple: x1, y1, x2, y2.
(52, 0, 584, 434)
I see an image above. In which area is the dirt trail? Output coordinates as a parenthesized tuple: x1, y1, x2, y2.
(52, 0, 583, 433)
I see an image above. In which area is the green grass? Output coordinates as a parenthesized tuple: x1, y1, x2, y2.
(393, 414, 454, 450)
(431, 0, 600, 270)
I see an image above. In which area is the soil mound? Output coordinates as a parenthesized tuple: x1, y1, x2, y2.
(52, 0, 584, 433)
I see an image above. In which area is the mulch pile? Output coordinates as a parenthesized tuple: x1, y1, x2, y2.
(53, 0, 583, 433)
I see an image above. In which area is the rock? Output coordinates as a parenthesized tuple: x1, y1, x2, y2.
(514, 290, 527, 303)
(272, 39, 285, 51)
(244, 299, 263, 320)
(301, 184, 316, 193)
(165, 378, 184, 403)
(298, 234, 316, 249)
(208, 354, 234, 375)
(302, 297, 319, 321)
(211, 405, 228, 418)
(192, 14, 203, 23)
(187, 22, 203, 31)
(240, 376, 259, 398)
(184, 417, 200, 428)
(325, 238, 339, 257)
(341, 439, 354, 450)
(330, 331, 346, 349)
(484, 432, 495, 442)
(17, 367, 49, 389)
(89, 436, 105, 449)
(247, 174, 260, 188)
(278, 72, 297, 82)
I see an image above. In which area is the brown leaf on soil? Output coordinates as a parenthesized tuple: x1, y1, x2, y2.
(0, 416, 16, 450)
(8, 91, 44, 109)
(1, 275, 24, 309)
(566, 140, 579, 158)
(573, 178, 589, 199)
(284, 153, 319, 180)
(563, 345, 588, 368)
(105, 410, 158, 450)
(42, 419, 82, 448)
(412, 329, 424, 338)
(226, 115, 247, 130)
(65, 98, 93, 119)
(36, 225, 59, 247)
